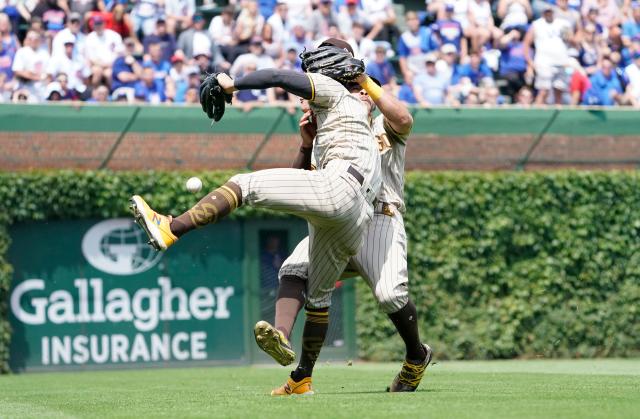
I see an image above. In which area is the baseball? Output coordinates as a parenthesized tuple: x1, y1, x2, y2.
(186, 177, 203, 193)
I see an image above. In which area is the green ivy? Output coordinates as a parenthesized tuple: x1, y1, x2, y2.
(1, 171, 639, 372)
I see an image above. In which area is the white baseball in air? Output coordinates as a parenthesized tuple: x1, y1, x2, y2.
(186, 176, 203, 193)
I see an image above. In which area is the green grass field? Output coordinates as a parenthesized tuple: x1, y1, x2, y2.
(1, 359, 638, 418)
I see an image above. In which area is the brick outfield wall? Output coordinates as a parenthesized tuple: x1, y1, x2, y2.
(1, 132, 639, 171)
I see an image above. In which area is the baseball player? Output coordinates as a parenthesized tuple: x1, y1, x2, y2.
(130, 39, 380, 395)
(254, 76, 433, 394)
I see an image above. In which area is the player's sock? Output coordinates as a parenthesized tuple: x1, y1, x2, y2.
(290, 306, 329, 381)
(387, 299, 426, 363)
(275, 275, 306, 339)
(170, 182, 242, 237)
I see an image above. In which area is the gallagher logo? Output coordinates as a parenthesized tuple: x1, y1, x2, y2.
(81, 219, 162, 275)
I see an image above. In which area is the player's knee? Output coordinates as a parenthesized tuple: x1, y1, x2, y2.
(375, 283, 408, 314)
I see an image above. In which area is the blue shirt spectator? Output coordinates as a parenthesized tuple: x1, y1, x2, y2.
(143, 19, 177, 63)
(135, 65, 166, 103)
(622, 5, 640, 42)
(582, 59, 623, 106)
(413, 54, 450, 105)
(367, 45, 395, 86)
(144, 41, 172, 95)
(0, 29, 19, 80)
(453, 53, 493, 86)
(498, 28, 529, 77)
(431, 5, 464, 51)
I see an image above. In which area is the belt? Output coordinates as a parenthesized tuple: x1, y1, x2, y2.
(346, 165, 364, 186)
(374, 201, 395, 217)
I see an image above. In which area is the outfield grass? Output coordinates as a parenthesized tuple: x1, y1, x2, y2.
(1, 359, 638, 418)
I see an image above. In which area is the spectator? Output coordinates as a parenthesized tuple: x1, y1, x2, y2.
(523, 5, 571, 104)
(515, 85, 534, 106)
(498, 25, 530, 98)
(209, 6, 236, 61)
(258, 0, 277, 19)
(84, 15, 122, 86)
(16, 0, 39, 30)
(143, 40, 172, 98)
(47, 32, 90, 94)
(263, 0, 290, 59)
(553, 0, 582, 37)
(69, 0, 103, 18)
(622, 3, 640, 47)
(1, 1, 21, 36)
(452, 50, 492, 86)
(482, 86, 501, 106)
(466, 0, 502, 52)
(235, 0, 265, 47)
(134, 63, 165, 103)
(497, 0, 531, 32)
(130, 0, 163, 38)
(581, 0, 622, 31)
(164, 0, 195, 35)
(413, 53, 449, 105)
(230, 36, 275, 77)
(51, 11, 85, 58)
(579, 23, 606, 75)
(111, 37, 142, 94)
(144, 18, 176, 63)
(436, 43, 458, 82)
(347, 21, 376, 63)
(0, 13, 19, 85)
(0, 72, 11, 102)
(280, 46, 301, 71)
(337, 0, 367, 38)
(623, 51, 640, 107)
(308, 0, 339, 40)
(286, 21, 312, 54)
(281, 0, 311, 22)
(173, 62, 198, 103)
(582, 57, 623, 105)
(177, 12, 227, 69)
(569, 58, 591, 105)
(361, 0, 396, 42)
(431, 4, 466, 58)
(88, 83, 108, 101)
(11, 30, 49, 101)
(366, 43, 395, 88)
(44, 75, 75, 100)
(398, 11, 436, 85)
(107, 0, 135, 40)
(31, 0, 67, 37)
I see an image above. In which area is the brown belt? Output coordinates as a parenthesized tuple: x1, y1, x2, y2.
(346, 165, 364, 185)
(375, 202, 395, 217)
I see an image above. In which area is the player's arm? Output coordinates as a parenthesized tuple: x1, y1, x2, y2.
(216, 69, 314, 100)
(356, 74, 413, 135)
(292, 109, 315, 170)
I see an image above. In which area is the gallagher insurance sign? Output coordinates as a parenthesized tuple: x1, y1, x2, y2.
(8, 218, 245, 371)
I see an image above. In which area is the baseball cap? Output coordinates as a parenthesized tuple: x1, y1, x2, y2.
(425, 53, 437, 63)
(59, 32, 76, 45)
(45, 82, 63, 99)
(170, 54, 184, 64)
(320, 0, 332, 3)
(92, 15, 105, 25)
(441, 43, 457, 54)
(186, 66, 200, 76)
(156, 16, 167, 24)
(445, 3, 454, 12)
(542, 3, 554, 12)
(250, 36, 263, 45)
(68, 12, 81, 22)
(193, 13, 204, 22)
(346, 0, 358, 4)
(319, 37, 354, 56)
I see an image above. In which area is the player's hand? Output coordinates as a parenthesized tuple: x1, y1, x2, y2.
(299, 110, 317, 147)
(216, 73, 235, 94)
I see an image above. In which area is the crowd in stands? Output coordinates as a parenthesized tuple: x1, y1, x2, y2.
(1, 0, 640, 107)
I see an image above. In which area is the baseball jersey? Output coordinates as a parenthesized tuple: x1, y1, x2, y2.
(372, 114, 409, 213)
(307, 73, 382, 192)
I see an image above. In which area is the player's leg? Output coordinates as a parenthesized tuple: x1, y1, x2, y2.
(254, 236, 310, 366)
(351, 210, 432, 392)
(131, 165, 356, 251)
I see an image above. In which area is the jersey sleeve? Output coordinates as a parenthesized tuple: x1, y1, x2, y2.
(381, 115, 410, 145)
(306, 72, 346, 109)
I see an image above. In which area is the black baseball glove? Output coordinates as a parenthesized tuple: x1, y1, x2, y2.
(200, 73, 233, 122)
(300, 46, 365, 82)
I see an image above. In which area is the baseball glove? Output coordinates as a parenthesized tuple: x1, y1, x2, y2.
(200, 73, 233, 122)
(300, 46, 365, 82)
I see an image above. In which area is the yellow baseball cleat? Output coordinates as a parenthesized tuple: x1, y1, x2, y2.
(254, 320, 296, 366)
(387, 344, 433, 392)
(271, 376, 314, 396)
(129, 195, 178, 251)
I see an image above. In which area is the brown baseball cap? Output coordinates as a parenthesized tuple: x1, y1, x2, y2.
(319, 38, 354, 56)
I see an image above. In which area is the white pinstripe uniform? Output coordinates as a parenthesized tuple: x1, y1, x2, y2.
(230, 73, 381, 309)
(279, 114, 410, 313)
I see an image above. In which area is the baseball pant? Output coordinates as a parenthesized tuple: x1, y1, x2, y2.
(279, 202, 409, 313)
(230, 159, 375, 308)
